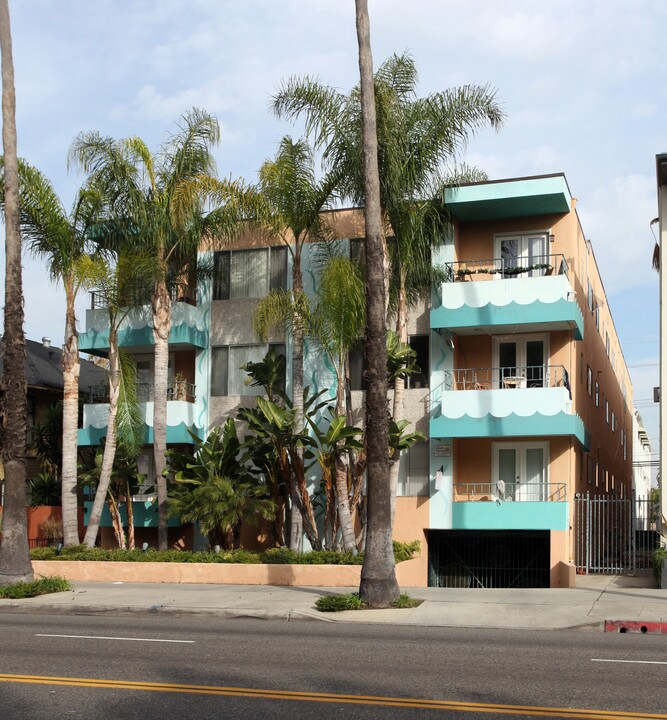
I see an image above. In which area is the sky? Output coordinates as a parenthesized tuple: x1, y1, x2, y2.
(0, 0, 663, 467)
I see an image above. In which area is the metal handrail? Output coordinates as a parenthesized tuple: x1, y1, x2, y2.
(90, 284, 197, 310)
(453, 482, 567, 502)
(448, 365, 569, 391)
(88, 380, 197, 403)
(444, 254, 569, 282)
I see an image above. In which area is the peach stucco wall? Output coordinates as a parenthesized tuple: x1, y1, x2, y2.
(32, 559, 423, 587)
(393, 496, 429, 586)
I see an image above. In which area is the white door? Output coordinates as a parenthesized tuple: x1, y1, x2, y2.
(497, 233, 548, 278)
(495, 335, 547, 389)
(493, 443, 549, 502)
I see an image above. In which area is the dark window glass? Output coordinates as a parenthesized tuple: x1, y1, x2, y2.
(269, 342, 287, 395)
(349, 346, 365, 391)
(213, 251, 230, 300)
(270, 246, 288, 291)
(350, 238, 365, 266)
(407, 335, 429, 389)
(211, 347, 228, 396)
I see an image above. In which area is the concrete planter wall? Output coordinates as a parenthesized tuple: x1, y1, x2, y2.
(32, 557, 425, 587)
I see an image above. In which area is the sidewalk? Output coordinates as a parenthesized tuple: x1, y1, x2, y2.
(1, 573, 665, 631)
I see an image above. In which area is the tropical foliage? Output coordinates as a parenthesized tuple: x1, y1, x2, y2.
(168, 420, 276, 550)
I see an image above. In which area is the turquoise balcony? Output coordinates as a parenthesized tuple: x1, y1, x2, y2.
(78, 381, 202, 447)
(431, 255, 584, 340)
(451, 482, 568, 531)
(78, 288, 207, 354)
(444, 174, 572, 221)
(429, 366, 589, 448)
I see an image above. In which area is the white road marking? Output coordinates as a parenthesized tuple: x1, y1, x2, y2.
(592, 658, 667, 665)
(35, 634, 194, 644)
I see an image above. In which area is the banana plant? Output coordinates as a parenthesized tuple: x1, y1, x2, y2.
(167, 420, 275, 550)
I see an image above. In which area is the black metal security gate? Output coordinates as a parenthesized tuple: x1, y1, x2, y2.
(428, 530, 550, 588)
(574, 493, 659, 573)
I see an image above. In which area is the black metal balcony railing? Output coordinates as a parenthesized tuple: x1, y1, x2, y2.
(445, 365, 570, 391)
(88, 380, 197, 404)
(453, 482, 566, 503)
(444, 254, 569, 282)
(90, 284, 197, 310)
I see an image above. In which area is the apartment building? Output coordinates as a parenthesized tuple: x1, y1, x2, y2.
(77, 172, 634, 586)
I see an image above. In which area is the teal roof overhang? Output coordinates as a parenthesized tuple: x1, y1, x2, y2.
(444, 174, 572, 221)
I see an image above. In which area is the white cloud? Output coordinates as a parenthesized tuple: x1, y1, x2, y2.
(579, 174, 657, 293)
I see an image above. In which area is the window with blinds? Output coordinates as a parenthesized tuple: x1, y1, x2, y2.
(211, 343, 286, 396)
(397, 442, 429, 496)
(213, 247, 287, 300)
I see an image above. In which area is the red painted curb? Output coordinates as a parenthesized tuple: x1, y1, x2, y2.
(604, 620, 667, 634)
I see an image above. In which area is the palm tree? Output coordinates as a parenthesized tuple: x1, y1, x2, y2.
(311, 256, 365, 551)
(0, 0, 33, 585)
(247, 136, 338, 551)
(353, 0, 399, 607)
(80, 254, 145, 548)
(0, 160, 101, 547)
(275, 53, 504, 523)
(71, 109, 233, 550)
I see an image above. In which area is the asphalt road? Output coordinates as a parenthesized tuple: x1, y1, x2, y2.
(0, 613, 665, 719)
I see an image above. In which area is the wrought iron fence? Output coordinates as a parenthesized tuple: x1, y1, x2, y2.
(453, 482, 566, 503)
(90, 284, 197, 310)
(447, 365, 569, 391)
(88, 380, 196, 404)
(444, 253, 569, 282)
(575, 493, 659, 574)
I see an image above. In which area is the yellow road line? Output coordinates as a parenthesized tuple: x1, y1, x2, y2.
(0, 673, 664, 720)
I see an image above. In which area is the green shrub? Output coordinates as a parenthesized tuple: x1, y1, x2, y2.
(393, 540, 421, 563)
(653, 547, 667, 587)
(391, 593, 423, 609)
(0, 576, 70, 599)
(315, 593, 363, 612)
(262, 547, 300, 564)
(29, 539, 421, 566)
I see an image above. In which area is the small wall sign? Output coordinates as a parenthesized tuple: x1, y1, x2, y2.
(434, 444, 451, 458)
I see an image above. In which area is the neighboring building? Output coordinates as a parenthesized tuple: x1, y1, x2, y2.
(77, 173, 635, 585)
(0, 336, 105, 488)
(655, 153, 667, 547)
(633, 410, 652, 500)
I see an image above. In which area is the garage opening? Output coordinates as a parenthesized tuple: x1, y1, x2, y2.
(427, 530, 550, 588)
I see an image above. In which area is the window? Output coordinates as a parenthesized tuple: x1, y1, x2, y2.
(493, 333, 548, 389)
(580, 352, 584, 384)
(407, 335, 429, 389)
(350, 237, 365, 266)
(611, 411, 615, 432)
(623, 436, 627, 461)
(605, 400, 609, 424)
(594, 304, 600, 330)
(397, 442, 429, 496)
(493, 441, 549, 501)
(213, 246, 287, 300)
(605, 333, 610, 357)
(595, 381, 599, 407)
(587, 366, 592, 396)
(211, 343, 286, 396)
(587, 454, 595, 485)
(495, 232, 549, 278)
(349, 346, 365, 391)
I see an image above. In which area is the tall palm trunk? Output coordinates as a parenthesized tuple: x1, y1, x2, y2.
(389, 274, 408, 523)
(289, 253, 304, 551)
(335, 368, 357, 553)
(356, 0, 400, 607)
(152, 276, 171, 551)
(83, 326, 121, 548)
(61, 277, 81, 546)
(0, 0, 32, 586)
